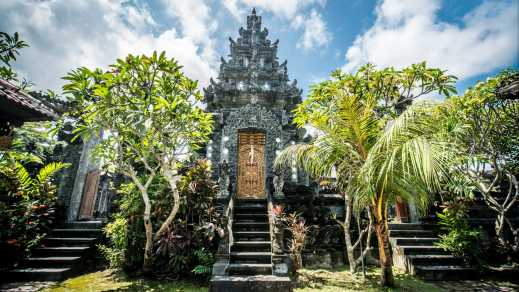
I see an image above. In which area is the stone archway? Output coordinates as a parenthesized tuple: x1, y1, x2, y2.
(222, 103, 282, 195)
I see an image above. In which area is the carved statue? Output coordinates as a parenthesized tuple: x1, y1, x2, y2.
(272, 204, 285, 254)
(273, 168, 285, 199)
(217, 160, 230, 199)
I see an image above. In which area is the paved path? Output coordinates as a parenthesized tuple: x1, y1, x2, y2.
(0, 281, 54, 292)
(434, 280, 519, 292)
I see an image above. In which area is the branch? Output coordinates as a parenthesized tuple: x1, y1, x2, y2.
(505, 173, 519, 212)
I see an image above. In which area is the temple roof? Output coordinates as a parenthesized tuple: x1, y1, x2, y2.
(497, 78, 519, 100)
(0, 78, 58, 125)
(204, 8, 302, 111)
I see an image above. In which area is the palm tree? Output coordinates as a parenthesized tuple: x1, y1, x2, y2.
(275, 63, 457, 286)
(275, 90, 379, 274)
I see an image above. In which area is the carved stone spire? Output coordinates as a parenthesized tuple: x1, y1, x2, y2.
(204, 8, 302, 111)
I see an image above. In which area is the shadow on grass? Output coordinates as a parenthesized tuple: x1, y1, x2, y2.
(42, 270, 208, 292)
(295, 266, 443, 292)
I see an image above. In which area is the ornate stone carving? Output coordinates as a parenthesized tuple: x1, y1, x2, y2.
(273, 168, 285, 200)
(272, 214, 285, 254)
(203, 8, 301, 111)
(217, 160, 230, 199)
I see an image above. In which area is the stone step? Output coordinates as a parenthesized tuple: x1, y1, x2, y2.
(234, 204, 268, 212)
(230, 252, 271, 264)
(234, 231, 270, 241)
(209, 275, 292, 292)
(42, 237, 97, 247)
(63, 221, 103, 229)
(400, 245, 448, 255)
(32, 246, 91, 257)
(234, 213, 268, 222)
(5, 267, 72, 281)
(389, 223, 434, 230)
(227, 264, 272, 276)
(51, 228, 102, 237)
(414, 265, 478, 281)
(406, 255, 464, 266)
(232, 241, 271, 252)
(389, 229, 436, 238)
(235, 199, 267, 204)
(233, 222, 269, 231)
(20, 256, 81, 268)
(393, 237, 438, 246)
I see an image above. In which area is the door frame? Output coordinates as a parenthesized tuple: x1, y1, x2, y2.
(235, 128, 267, 199)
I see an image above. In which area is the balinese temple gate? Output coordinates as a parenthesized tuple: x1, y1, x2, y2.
(205, 8, 304, 291)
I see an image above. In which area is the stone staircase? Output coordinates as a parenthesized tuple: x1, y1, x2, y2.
(210, 199, 292, 292)
(4, 221, 103, 282)
(389, 223, 477, 281)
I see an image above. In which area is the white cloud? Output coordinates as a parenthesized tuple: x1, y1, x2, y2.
(223, 0, 326, 20)
(343, 0, 519, 80)
(0, 0, 218, 91)
(223, 0, 331, 50)
(292, 9, 331, 51)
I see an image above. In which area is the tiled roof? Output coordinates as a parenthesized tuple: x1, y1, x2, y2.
(497, 79, 519, 100)
(0, 78, 58, 121)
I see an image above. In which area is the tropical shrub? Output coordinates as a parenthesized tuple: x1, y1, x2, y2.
(192, 248, 215, 276)
(0, 151, 68, 268)
(98, 217, 127, 269)
(436, 209, 483, 266)
(104, 159, 220, 278)
(152, 159, 220, 277)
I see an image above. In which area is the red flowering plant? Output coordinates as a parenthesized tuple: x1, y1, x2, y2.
(0, 151, 68, 269)
(272, 204, 284, 217)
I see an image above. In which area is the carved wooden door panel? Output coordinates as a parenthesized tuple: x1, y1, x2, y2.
(78, 169, 101, 220)
(237, 131, 266, 199)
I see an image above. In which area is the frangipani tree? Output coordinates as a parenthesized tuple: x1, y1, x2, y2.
(62, 52, 213, 273)
(275, 63, 458, 286)
(446, 71, 519, 250)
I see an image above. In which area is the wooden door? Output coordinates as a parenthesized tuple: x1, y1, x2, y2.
(237, 131, 266, 199)
(395, 197, 410, 223)
(78, 169, 101, 220)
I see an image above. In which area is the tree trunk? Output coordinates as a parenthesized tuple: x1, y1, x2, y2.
(127, 169, 155, 274)
(141, 190, 154, 274)
(373, 202, 394, 287)
(496, 212, 506, 247)
(155, 165, 181, 241)
(292, 253, 303, 270)
(343, 193, 357, 272)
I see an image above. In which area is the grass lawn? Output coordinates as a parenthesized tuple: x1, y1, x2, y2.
(41, 270, 208, 292)
(41, 266, 442, 292)
(295, 266, 442, 292)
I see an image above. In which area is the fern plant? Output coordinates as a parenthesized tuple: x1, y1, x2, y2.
(0, 151, 68, 268)
(192, 248, 214, 276)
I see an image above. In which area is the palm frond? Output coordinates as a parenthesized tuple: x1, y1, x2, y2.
(36, 162, 69, 184)
(14, 162, 33, 197)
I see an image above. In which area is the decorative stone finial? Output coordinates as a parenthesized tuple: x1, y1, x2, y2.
(252, 7, 256, 15)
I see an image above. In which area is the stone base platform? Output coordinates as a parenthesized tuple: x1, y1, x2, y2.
(209, 275, 292, 292)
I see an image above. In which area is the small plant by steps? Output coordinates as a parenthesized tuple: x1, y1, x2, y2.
(283, 212, 309, 270)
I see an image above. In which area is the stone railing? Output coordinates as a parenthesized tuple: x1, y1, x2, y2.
(226, 192, 235, 254)
(268, 188, 291, 277)
(212, 191, 235, 276)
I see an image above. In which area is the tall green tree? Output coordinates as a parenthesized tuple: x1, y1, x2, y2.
(445, 70, 519, 250)
(0, 31, 28, 81)
(62, 52, 213, 273)
(275, 63, 457, 286)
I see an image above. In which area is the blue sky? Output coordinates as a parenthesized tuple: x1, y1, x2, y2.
(1, 0, 518, 98)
